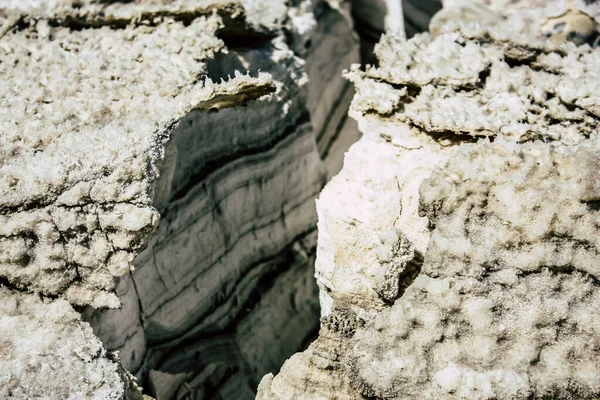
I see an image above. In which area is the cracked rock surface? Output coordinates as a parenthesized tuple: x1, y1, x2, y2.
(0, 0, 359, 398)
(258, 2, 600, 399)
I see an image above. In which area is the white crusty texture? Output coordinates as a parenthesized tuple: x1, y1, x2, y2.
(258, 336, 362, 400)
(0, 9, 276, 307)
(259, 4, 600, 400)
(0, 17, 223, 165)
(443, 0, 600, 17)
(420, 139, 600, 281)
(433, 0, 600, 49)
(0, 286, 128, 399)
(312, 132, 452, 315)
(0, 0, 288, 30)
(347, 20, 600, 143)
(350, 139, 600, 399)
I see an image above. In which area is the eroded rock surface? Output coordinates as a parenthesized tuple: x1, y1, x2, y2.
(258, 3, 600, 399)
(0, 0, 359, 398)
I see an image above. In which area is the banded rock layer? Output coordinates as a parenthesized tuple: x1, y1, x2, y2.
(0, 0, 359, 398)
(258, 3, 600, 400)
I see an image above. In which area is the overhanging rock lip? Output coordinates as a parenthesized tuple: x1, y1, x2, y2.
(0, 2, 279, 309)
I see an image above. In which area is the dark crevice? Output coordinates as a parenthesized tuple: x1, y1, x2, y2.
(198, 365, 239, 400)
(130, 271, 147, 332)
(583, 199, 600, 211)
(316, 80, 355, 144)
(297, 323, 320, 356)
(350, 17, 384, 43)
(156, 227, 316, 350)
(217, 19, 277, 50)
(503, 54, 538, 69)
(558, 97, 600, 121)
(0, 15, 24, 40)
(145, 228, 320, 395)
(0, 276, 60, 301)
(145, 191, 320, 342)
(371, 69, 495, 95)
(379, 114, 493, 146)
(421, 265, 599, 290)
(509, 264, 600, 287)
(371, 78, 423, 96)
(359, 81, 422, 119)
(476, 66, 491, 89)
(320, 112, 351, 161)
(0, 198, 148, 215)
(0, 276, 24, 292)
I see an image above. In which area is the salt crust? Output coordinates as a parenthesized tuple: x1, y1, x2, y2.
(0, 7, 275, 308)
(351, 139, 600, 399)
(0, 286, 129, 399)
(0, 0, 288, 30)
(348, 17, 600, 144)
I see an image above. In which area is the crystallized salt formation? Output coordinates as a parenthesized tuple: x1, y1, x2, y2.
(0, 287, 143, 400)
(350, 139, 600, 399)
(0, 3, 276, 308)
(258, 2, 600, 399)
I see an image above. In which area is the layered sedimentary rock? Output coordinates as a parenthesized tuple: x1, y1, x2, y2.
(259, 2, 600, 399)
(0, 0, 359, 398)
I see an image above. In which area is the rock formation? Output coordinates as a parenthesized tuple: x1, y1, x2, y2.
(0, 287, 148, 400)
(0, 0, 359, 398)
(258, 2, 600, 399)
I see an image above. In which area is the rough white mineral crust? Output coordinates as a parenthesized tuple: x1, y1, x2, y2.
(258, 3, 600, 399)
(0, 287, 143, 399)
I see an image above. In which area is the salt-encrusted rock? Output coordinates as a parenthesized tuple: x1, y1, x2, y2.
(0, 0, 359, 398)
(0, 5, 274, 308)
(0, 286, 146, 399)
(258, 3, 600, 399)
(434, 0, 600, 43)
